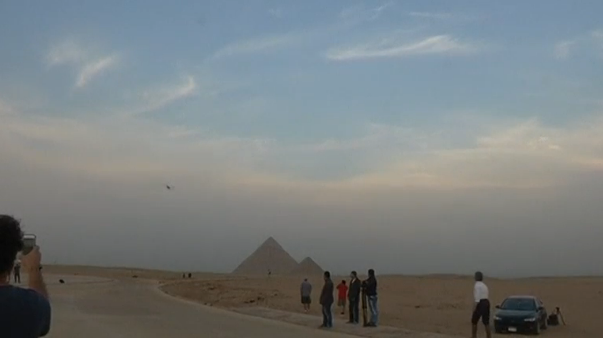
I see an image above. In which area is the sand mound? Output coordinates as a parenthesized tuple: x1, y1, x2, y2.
(233, 237, 298, 275)
(289, 257, 324, 276)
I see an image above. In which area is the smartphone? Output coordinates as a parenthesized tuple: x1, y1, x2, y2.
(22, 234, 37, 255)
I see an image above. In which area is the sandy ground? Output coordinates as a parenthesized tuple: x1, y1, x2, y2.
(26, 273, 358, 338)
(43, 266, 603, 337)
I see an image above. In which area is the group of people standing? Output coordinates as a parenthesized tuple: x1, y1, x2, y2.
(300, 269, 379, 329)
(301, 269, 493, 337)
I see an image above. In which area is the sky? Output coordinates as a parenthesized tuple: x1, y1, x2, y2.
(1, 0, 602, 277)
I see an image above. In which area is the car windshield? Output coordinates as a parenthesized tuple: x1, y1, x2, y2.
(501, 298, 537, 311)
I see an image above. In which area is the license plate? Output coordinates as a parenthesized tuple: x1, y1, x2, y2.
(508, 327, 517, 332)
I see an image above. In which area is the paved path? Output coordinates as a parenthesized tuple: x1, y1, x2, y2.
(38, 275, 358, 338)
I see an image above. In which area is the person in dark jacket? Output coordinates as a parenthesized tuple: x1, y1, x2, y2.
(13, 260, 21, 284)
(365, 269, 379, 327)
(347, 271, 361, 324)
(319, 271, 334, 328)
(0, 215, 51, 338)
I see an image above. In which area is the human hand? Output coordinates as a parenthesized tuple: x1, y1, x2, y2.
(21, 246, 42, 273)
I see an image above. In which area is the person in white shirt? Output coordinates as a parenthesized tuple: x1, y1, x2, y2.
(471, 271, 492, 338)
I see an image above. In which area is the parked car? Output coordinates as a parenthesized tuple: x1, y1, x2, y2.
(494, 295, 548, 335)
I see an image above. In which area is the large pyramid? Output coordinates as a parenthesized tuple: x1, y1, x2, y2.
(289, 257, 324, 276)
(232, 237, 299, 275)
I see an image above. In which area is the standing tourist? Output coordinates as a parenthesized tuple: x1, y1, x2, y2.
(336, 280, 348, 315)
(365, 269, 379, 327)
(347, 271, 361, 324)
(300, 278, 312, 313)
(319, 271, 334, 328)
(13, 259, 21, 284)
(471, 271, 492, 338)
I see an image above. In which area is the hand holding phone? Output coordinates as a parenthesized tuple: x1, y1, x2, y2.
(21, 235, 42, 272)
(22, 234, 37, 255)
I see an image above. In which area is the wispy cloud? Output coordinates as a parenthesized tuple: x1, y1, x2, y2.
(0, 97, 270, 180)
(298, 124, 426, 152)
(339, 2, 394, 23)
(592, 29, 603, 56)
(46, 40, 119, 88)
(408, 12, 453, 20)
(271, 115, 603, 190)
(124, 76, 197, 117)
(3, 91, 603, 193)
(407, 11, 482, 23)
(555, 40, 577, 59)
(76, 54, 119, 88)
(373, 2, 394, 17)
(47, 40, 87, 65)
(325, 34, 482, 61)
(555, 29, 603, 60)
(212, 34, 296, 59)
(268, 8, 283, 19)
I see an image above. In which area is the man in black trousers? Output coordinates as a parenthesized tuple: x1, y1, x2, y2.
(347, 271, 361, 324)
(319, 271, 334, 328)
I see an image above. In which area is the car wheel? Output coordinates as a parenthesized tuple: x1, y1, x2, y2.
(533, 323, 541, 335)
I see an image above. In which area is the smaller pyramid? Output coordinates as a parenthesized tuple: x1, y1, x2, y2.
(233, 237, 299, 275)
(289, 257, 324, 276)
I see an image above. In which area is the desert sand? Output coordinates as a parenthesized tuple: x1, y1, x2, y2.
(38, 272, 358, 338)
(44, 265, 602, 338)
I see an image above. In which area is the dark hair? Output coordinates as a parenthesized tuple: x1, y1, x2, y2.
(342, 280, 346, 284)
(475, 271, 484, 281)
(351, 271, 357, 277)
(0, 215, 24, 275)
(368, 269, 375, 277)
(324, 271, 330, 278)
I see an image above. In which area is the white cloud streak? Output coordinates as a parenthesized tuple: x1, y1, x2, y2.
(246, 115, 603, 192)
(0, 100, 269, 181)
(339, 2, 393, 23)
(212, 34, 294, 59)
(3, 96, 603, 193)
(408, 12, 453, 20)
(47, 41, 87, 65)
(555, 29, 603, 60)
(76, 54, 119, 88)
(47, 40, 119, 88)
(268, 8, 283, 19)
(124, 76, 197, 117)
(325, 35, 482, 61)
(555, 40, 576, 60)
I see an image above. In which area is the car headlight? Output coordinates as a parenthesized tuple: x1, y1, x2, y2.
(524, 317, 537, 322)
(494, 316, 502, 321)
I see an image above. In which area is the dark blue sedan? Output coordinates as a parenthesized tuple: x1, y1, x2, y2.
(494, 296, 548, 335)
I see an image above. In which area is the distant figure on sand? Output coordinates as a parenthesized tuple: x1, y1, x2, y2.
(13, 259, 21, 284)
(336, 280, 348, 315)
(365, 269, 379, 327)
(347, 271, 361, 324)
(319, 271, 334, 328)
(300, 278, 312, 313)
(471, 271, 492, 338)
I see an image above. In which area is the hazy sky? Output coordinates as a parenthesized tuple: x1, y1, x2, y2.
(1, 1, 602, 277)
